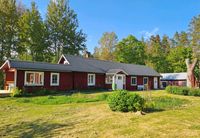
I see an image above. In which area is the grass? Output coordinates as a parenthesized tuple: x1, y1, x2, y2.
(0, 90, 200, 137)
(15, 93, 109, 105)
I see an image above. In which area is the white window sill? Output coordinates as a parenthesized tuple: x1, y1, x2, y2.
(131, 84, 137, 86)
(50, 84, 59, 86)
(25, 84, 44, 86)
(88, 84, 95, 86)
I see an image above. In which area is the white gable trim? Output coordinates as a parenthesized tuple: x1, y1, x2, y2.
(57, 54, 70, 64)
(0, 60, 10, 70)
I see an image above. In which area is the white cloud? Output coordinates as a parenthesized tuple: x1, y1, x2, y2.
(140, 27, 159, 39)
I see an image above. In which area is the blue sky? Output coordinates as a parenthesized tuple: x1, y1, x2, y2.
(22, 0, 200, 53)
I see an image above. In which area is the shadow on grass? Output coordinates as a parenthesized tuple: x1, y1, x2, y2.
(143, 108, 165, 113)
(0, 119, 73, 137)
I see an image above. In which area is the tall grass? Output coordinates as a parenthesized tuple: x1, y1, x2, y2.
(16, 93, 109, 105)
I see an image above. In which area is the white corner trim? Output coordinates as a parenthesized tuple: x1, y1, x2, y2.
(57, 54, 70, 64)
(14, 69, 17, 87)
(50, 73, 60, 86)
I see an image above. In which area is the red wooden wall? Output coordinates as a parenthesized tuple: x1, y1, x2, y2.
(15, 70, 159, 92)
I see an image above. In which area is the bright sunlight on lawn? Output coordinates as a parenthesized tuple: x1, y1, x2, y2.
(1, 90, 200, 137)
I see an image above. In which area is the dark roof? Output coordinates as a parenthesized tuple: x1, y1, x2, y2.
(63, 55, 161, 76)
(161, 73, 187, 81)
(3, 55, 160, 76)
(8, 60, 72, 72)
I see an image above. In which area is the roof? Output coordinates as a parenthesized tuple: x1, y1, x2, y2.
(161, 73, 187, 81)
(5, 60, 73, 72)
(0, 55, 161, 77)
(62, 55, 161, 76)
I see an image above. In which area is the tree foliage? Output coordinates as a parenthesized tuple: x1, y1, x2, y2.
(46, 0, 86, 62)
(93, 32, 118, 61)
(114, 35, 146, 64)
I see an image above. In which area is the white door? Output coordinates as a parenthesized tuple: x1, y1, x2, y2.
(154, 77, 158, 89)
(116, 75, 124, 90)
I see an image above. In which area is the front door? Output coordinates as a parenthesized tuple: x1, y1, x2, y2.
(154, 77, 158, 89)
(116, 75, 123, 90)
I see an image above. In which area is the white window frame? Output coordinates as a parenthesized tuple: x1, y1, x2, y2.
(88, 74, 95, 86)
(143, 77, 148, 85)
(24, 71, 44, 86)
(50, 73, 60, 86)
(105, 74, 113, 84)
(131, 76, 137, 86)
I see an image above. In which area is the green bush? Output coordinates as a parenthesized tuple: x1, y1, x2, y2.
(127, 93, 145, 111)
(188, 89, 200, 96)
(107, 90, 145, 112)
(10, 87, 23, 97)
(166, 86, 200, 97)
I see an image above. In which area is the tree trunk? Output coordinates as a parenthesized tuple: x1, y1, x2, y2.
(186, 58, 198, 88)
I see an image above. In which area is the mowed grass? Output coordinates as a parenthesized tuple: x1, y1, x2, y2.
(0, 90, 200, 137)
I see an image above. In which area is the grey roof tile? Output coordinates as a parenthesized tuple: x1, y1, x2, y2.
(6, 55, 160, 76)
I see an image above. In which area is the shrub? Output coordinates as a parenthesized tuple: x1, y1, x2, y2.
(188, 89, 200, 96)
(166, 86, 200, 97)
(127, 93, 145, 111)
(10, 87, 23, 97)
(107, 90, 145, 112)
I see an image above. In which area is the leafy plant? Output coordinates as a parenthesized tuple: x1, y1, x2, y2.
(10, 87, 23, 97)
(166, 86, 200, 96)
(107, 90, 145, 112)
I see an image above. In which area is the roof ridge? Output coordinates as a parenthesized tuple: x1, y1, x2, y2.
(9, 59, 71, 66)
(63, 54, 147, 67)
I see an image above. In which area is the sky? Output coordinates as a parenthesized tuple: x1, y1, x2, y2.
(22, 0, 200, 53)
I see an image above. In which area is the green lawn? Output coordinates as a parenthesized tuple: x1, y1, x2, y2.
(1, 90, 200, 137)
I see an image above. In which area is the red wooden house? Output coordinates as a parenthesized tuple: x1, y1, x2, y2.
(0, 55, 161, 92)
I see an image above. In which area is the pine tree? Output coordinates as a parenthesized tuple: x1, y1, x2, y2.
(46, 0, 86, 62)
(146, 35, 170, 73)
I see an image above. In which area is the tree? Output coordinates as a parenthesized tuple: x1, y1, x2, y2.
(167, 46, 193, 72)
(186, 58, 198, 88)
(189, 15, 200, 59)
(172, 31, 190, 47)
(93, 32, 118, 61)
(18, 2, 52, 62)
(161, 35, 170, 54)
(146, 35, 170, 73)
(46, 0, 86, 62)
(114, 35, 145, 64)
(0, 0, 19, 63)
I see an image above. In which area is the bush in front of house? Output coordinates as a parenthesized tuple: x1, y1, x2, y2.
(10, 87, 23, 97)
(107, 90, 145, 112)
(166, 86, 200, 96)
(188, 89, 200, 96)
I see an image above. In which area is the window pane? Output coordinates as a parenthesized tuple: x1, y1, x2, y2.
(26, 73, 34, 84)
(35, 73, 40, 84)
(144, 78, 148, 84)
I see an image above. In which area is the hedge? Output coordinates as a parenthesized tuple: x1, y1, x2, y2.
(165, 86, 200, 96)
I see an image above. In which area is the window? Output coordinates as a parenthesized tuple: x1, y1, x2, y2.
(143, 77, 148, 85)
(105, 75, 113, 84)
(131, 77, 137, 86)
(88, 74, 95, 86)
(25, 71, 44, 86)
(50, 73, 60, 86)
